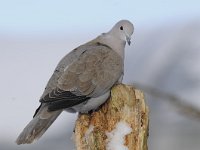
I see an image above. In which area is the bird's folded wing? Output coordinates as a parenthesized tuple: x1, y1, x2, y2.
(40, 88, 90, 111)
(40, 43, 123, 111)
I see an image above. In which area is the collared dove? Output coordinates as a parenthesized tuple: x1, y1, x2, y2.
(16, 20, 134, 144)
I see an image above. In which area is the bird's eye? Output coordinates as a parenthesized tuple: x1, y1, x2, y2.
(120, 26, 123, 30)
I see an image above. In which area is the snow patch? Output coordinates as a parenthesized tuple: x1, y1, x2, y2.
(84, 125, 94, 140)
(106, 121, 132, 150)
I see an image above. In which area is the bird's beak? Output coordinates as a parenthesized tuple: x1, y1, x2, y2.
(126, 35, 131, 46)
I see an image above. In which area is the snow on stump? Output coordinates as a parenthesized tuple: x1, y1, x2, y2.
(74, 84, 149, 150)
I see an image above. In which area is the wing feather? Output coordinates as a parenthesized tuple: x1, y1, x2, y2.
(58, 43, 123, 97)
(40, 42, 123, 111)
(40, 88, 90, 111)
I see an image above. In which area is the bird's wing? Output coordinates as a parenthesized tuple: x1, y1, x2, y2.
(40, 42, 123, 111)
(40, 43, 91, 99)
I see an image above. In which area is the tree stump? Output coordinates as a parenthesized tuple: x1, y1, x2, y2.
(74, 84, 149, 150)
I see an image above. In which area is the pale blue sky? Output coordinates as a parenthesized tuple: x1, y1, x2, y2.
(0, 0, 200, 34)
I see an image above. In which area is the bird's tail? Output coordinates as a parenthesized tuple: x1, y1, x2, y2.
(16, 105, 62, 144)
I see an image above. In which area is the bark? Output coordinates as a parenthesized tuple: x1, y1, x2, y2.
(74, 84, 149, 150)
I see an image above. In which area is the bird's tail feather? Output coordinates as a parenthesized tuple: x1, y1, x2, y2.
(16, 106, 62, 145)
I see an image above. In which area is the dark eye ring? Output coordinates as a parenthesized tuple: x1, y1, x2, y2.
(120, 26, 123, 30)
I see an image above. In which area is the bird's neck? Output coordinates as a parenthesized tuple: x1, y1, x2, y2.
(98, 33, 126, 59)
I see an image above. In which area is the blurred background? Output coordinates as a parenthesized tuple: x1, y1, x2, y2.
(0, 0, 200, 150)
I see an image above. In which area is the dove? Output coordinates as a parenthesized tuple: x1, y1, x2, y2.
(16, 20, 134, 144)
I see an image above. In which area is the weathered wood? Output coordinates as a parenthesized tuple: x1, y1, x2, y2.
(74, 84, 149, 150)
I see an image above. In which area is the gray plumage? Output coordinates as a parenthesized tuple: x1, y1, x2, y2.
(16, 20, 134, 144)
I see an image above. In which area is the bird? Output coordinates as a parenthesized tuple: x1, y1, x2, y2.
(16, 20, 134, 144)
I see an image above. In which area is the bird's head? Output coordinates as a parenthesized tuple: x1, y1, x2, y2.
(109, 20, 134, 45)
